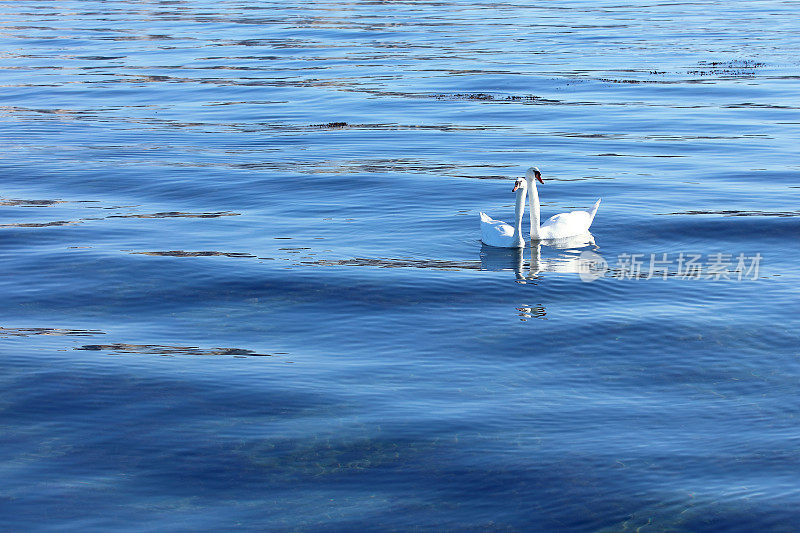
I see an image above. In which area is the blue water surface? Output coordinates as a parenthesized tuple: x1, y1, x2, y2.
(1, 1, 799, 530)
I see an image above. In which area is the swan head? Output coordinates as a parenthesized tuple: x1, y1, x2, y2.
(525, 167, 544, 184)
(512, 177, 527, 192)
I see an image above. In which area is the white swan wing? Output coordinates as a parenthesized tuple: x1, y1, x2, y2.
(480, 212, 515, 247)
(540, 210, 592, 239)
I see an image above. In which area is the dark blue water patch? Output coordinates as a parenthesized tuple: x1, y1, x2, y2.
(619, 216, 800, 248)
(2, 250, 795, 371)
(2, 352, 795, 531)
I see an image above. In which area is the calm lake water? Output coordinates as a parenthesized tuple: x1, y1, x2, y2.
(2, 1, 799, 530)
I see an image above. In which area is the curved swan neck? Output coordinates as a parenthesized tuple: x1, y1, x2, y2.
(527, 177, 541, 240)
(513, 185, 527, 245)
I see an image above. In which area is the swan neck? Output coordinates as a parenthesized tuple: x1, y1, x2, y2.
(513, 185, 527, 245)
(528, 178, 542, 240)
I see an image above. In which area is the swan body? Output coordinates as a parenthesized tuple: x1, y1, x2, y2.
(538, 199, 601, 240)
(525, 167, 601, 240)
(480, 178, 527, 248)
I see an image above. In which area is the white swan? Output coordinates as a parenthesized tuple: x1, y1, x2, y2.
(525, 167, 601, 241)
(479, 178, 527, 248)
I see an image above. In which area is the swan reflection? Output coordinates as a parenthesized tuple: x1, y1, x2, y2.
(516, 304, 547, 321)
(537, 232, 595, 250)
(479, 244, 524, 272)
(480, 232, 603, 281)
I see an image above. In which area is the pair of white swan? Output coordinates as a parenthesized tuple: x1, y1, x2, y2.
(480, 167, 601, 248)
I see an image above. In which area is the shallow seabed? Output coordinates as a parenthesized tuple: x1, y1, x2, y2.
(1, 1, 799, 531)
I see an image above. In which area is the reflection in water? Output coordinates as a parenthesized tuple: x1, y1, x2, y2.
(530, 233, 599, 279)
(0, 327, 274, 357)
(75, 343, 279, 357)
(108, 211, 240, 219)
(516, 305, 547, 321)
(303, 257, 480, 270)
(0, 195, 241, 229)
(479, 244, 524, 273)
(661, 209, 800, 217)
(0, 220, 81, 228)
(480, 232, 601, 281)
(538, 232, 596, 250)
(133, 250, 256, 258)
(0, 198, 64, 207)
(0, 326, 104, 337)
(481, 235, 600, 322)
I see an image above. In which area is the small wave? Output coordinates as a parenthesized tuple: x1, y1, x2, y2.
(661, 210, 800, 217)
(75, 343, 277, 357)
(0, 220, 81, 228)
(0, 327, 105, 337)
(301, 257, 481, 270)
(108, 211, 240, 219)
(0, 198, 64, 207)
(132, 250, 256, 258)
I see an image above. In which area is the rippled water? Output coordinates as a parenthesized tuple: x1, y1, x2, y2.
(2, 1, 800, 530)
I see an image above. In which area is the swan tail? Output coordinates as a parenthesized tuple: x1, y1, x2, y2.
(588, 199, 601, 225)
(479, 212, 493, 224)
